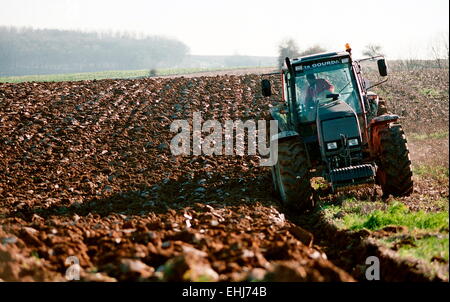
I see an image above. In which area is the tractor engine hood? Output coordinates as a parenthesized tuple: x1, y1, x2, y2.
(317, 99, 356, 120)
(316, 100, 362, 160)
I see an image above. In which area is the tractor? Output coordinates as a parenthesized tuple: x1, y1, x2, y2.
(261, 44, 413, 211)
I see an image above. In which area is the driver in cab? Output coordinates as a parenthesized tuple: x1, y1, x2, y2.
(305, 73, 335, 107)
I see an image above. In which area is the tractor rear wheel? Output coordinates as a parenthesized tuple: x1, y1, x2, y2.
(272, 138, 313, 211)
(376, 123, 413, 197)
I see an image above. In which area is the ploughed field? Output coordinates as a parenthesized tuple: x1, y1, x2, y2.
(0, 68, 448, 281)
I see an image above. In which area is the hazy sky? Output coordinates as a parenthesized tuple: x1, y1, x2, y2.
(1, 0, 448, 59)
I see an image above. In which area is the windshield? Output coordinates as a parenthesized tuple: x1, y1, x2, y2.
(294, 62, 361, 123)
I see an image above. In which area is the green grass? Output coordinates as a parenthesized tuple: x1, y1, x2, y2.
(379, 234, 449, 263)
(341, 202, 448, 231)
(410, 131, 449, 141)
(321, 200, 448, 232)
(399, 236, 448, 262)
(0, 66, 274, 83)
(0, 69, 148, 83)
(434, 198, 450, 212)
(320, 198, 389, 222)
(320, 198, 449, 277)
(419, 87, 443, 98)
(413, 165, 449, 182)
(311, 177, 329, 190)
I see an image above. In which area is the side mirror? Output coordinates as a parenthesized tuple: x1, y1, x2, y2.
(377, 59, 388, 77)
(261, 79, 272, 97)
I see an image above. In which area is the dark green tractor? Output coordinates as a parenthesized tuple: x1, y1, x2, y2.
(262, 45, 413, 211)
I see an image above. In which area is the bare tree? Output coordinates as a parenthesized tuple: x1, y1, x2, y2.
(429, 31, 449, 68)
(299, 45, 327, 56)
(430, 43, 443, 68)
(277, 40, 328, 69)
(443, 32, 449, 61)
(362, 44, 384, 57)
(278, 38, 300, 68)
(439, 31, 449, 66)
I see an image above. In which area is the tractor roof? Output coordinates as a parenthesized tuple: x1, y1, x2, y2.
(291, 51, 350, 65)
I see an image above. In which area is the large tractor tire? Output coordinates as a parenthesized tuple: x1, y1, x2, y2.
(376, 123, 413, 197)
(271, 138, 313, 211)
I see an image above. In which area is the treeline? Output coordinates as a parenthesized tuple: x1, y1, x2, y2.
(0, 26, 189, 76)
(182, 55, 276, 69)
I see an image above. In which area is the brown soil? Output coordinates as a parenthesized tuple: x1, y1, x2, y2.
(0, 68, 448, 282)
(0, 74, 353, 281)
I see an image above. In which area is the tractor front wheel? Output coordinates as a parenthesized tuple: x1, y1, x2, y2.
(272, 138, 313, 211)
(376, 123, 413, 197)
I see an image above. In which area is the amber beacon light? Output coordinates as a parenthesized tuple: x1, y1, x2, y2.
(345, 43, 352, 54)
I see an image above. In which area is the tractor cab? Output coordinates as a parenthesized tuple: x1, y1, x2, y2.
(273, 49, 389, 168)
(277, 51, 369, 171)
(290, 52, 362, 123)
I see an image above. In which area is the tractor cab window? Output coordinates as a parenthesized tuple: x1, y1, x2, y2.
(295, 62, 361, 123)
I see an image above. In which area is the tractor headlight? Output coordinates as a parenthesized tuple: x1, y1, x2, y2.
(327, 142, 338, 150)
(348, 138, 359, 147)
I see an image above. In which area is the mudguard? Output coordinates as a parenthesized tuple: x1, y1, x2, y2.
(369, 114, 399, 156)
(369, 114, 399, 126)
